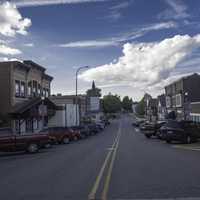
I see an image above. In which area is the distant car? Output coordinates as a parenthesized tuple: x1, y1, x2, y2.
(142, 121, 166, 138)
(0, 133, 50, 153)
(40, 127, 73, 144)
(139, 121, 151, 131)
(87, 123, 100, 135)
(102, 119, 110, 126)
(96, 121, 105, 130)
(132, 119, 146, 127)
(160, 120, 200, 144)
(71, 125, 90, 138)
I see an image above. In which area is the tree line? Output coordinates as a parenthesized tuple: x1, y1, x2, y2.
(102, 93, 133, 113)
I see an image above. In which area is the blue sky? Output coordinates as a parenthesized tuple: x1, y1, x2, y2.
(1, 0, 200, 100)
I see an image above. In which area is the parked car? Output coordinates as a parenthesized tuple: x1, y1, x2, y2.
(0, 132, 50, 153)
(87, 123, 100, 135)
(71, 125, 90, 138)
(40, 127, 74, 144)
(160, 120, 200, 144)
(142, 121, 166, 138)
(132, 118, 146, 127)
(102, 119, 110, 126)
(139, 121, 151, 131)
(96, 121, 106, 130)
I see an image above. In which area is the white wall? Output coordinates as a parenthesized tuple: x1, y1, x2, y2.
(48, 104, 79, 127)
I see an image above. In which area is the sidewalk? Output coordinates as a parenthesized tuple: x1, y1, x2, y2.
(173, 141, 200, 151)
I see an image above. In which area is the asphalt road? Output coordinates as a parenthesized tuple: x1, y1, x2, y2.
(1, 115, 200, 200)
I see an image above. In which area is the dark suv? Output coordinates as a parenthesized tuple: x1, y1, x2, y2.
(160, 120, 200, 143)
(142, 121, 166, 138)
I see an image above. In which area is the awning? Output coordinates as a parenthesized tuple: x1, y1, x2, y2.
(9, 97, 56, 119)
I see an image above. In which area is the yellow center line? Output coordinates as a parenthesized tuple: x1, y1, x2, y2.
(88, 123, 121, 200)
(101, 126, 121, 200)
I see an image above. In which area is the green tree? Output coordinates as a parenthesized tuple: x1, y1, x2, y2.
(122, 96, 133, 112)
(102, 93, 121, 113)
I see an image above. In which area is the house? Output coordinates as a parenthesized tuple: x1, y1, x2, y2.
(157, 94, 167, 120)
(143, 93, 152, 118)
(146, 98, 158, 122)
(0, 60, 55, 134)
(49, 94, 87, 127)
(165, 73, 200, 120)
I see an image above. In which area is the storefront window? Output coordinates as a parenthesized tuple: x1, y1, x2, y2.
(15, 80, 20, 97)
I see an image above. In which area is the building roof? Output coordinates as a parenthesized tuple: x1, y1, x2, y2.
(165, 73, 200, 88)
(23, 60, 46, 72)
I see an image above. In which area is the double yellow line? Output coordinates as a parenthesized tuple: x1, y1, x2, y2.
(88, 123, 121, 200)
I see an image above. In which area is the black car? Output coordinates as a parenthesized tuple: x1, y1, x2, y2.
(160, 120, 200, 143)
(87, 123, 100, 135)
(142, 121, 166, 138)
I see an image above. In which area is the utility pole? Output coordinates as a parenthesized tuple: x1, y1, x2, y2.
(75, 66, 89, 126)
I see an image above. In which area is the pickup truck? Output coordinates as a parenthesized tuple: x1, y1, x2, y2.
(0, 133, 50, 153)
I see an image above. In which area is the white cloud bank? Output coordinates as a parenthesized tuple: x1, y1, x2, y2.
(79, 34, 200, 90)
(58, 21, 177, 48)
(12, 0, 106, 7)
(0, 44, 21, 55)
(158, 0, 189, 20)
(0, 2, 31, 37)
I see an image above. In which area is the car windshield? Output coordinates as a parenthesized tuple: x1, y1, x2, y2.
(1, 1, 200, 200)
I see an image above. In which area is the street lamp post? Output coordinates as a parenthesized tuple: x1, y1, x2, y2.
(75, 66, 89, 126)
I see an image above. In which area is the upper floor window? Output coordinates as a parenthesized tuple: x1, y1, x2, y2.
(15, 80, 20, 97)
(33, 81, 37, 97)
(38, 84, 41, 96)
(20, 82, 25, 97)
(45, 89, 49, 97)
(28, 82, 32, 96)
(166, 96, 171, 108)
(42, 88, 46, 97)
(176, 94, 182, 107)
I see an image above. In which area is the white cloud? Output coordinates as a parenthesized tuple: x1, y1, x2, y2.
(58, 21, 177, 48)
(58, 40, 117, 48)
(23, 43, 34, 47)
(79, 34, 200, 91)
(0, 57, 22, 62)
(158, 0, 189, 20)
(107, 1, 132, 20)
(0, 2, 31, 37)
(12, 0, 107, 7)
(0, 44, 21, 55)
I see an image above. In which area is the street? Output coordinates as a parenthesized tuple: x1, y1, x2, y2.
(1, 115, 200, 200)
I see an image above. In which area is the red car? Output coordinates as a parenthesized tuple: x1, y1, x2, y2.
(0, 132, 50, 153)
(40, 127, 82, 144)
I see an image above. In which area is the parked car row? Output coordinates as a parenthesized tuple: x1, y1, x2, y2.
(133, 118, 200, 144)
(0, 120, 111, 154)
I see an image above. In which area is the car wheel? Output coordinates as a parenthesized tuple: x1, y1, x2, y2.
(63, 137, 70, 144)
(145, 134, 151, 139)
(74, 136, 78, 141)
(27, 143, 39, 153)
(166, 139, 171, 144)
